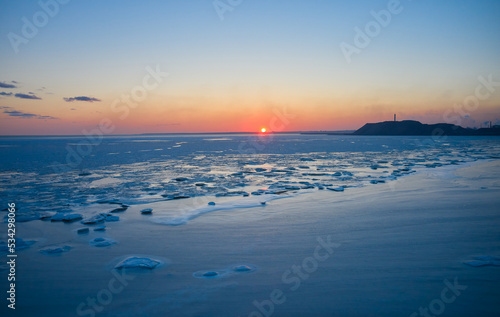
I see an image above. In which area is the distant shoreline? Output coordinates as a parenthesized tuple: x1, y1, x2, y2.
(351, 120, 500, 136)
(2, 120, 500, 137)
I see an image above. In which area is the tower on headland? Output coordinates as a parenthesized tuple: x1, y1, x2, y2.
(394, 114, 396, 122)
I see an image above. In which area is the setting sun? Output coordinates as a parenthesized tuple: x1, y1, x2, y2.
(261, 128, 267, 133)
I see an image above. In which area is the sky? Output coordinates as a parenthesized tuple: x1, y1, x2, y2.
(0, 0, 499, 135)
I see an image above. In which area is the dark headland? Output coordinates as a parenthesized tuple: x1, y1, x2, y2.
(351, 120, 500, 136)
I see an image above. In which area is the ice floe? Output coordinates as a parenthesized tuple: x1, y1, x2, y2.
(89, 237, 117, 247)
(40, 245, 72, 255)
(140, 208, 153, 214)
(50, 213, 83, 222)
(77, 228, 90, 234)
(114, 256, 162, 269)
(193, 264, 257, 279)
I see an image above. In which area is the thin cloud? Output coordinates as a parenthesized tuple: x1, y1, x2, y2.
(38, 115, 58, 120)
(0, 82, 17, 89)
(3, 109, 58, 120)
(0, 92, 13, 96)
(4, 110, 37, 118)
(63, 96, 101, 102)
(15, 93, 42, 100)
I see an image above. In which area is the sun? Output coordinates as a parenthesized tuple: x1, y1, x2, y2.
(260, 128, 267, 133)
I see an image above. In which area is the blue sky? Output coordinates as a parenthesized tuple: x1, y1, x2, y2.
(0, 0, 499, 134)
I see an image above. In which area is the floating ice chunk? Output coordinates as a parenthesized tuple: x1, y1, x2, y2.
(39, 212, 56, 221)
(327, 187, 344, 192)
(104, 214, 120, 222)
(17, 238, 36, 250)
(268, 190, 288, 195)
(232, 265, 254, 272)
(96, 200, 124, 205)
(425, 162, 443, 168)
(63, 214, 83, 222)
(40, 246, 72, 255)
(193, 269, 228, 279)
(173, 195, 190, 200)
(77, 228, 90, 234)
(194, 264, 256, 279)
(114, 256, 161, 269)
(81, 214, 106, 224)
(50, 213, 67, 222)
(216, 191, 249, 197)
(89, 237, 117, 247)
(93, 225, 106, 231)
(82, 213, 119, 224)
(51, 213, 83, 222)
(110, 206, 128, 213)
(203, 271, 218, 277)
(141, 208, 153, 214)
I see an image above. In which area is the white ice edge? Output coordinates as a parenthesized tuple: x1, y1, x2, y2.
(150, 192, 306, 226)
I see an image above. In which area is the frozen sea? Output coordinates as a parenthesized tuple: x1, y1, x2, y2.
(1, 133, 500, 224)
(1, 134, 500, 317)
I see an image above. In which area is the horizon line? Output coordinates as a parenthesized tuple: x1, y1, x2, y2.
(0, 130, 355, 137)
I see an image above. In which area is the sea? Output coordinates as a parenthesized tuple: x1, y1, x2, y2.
(1, 133, 499, 225)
